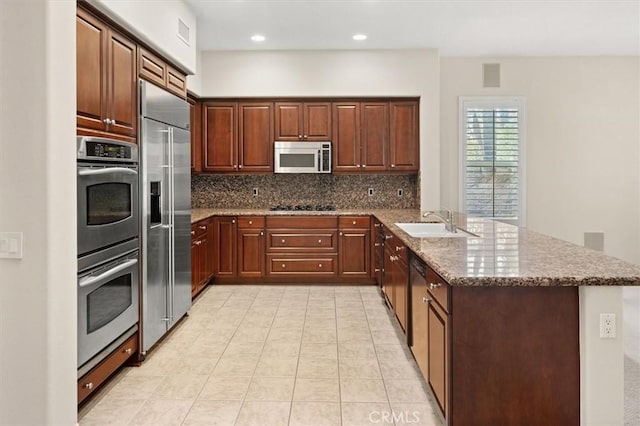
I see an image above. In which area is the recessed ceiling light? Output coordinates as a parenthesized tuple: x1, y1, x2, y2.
(353, 34, 367, 41)
(251, 34, 266, 42)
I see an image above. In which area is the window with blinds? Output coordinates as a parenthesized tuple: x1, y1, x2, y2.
(459, 97, 525, 225)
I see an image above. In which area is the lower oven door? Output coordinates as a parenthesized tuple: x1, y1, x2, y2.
(77, 163, 139, 256)
(78, 251, 139, 368)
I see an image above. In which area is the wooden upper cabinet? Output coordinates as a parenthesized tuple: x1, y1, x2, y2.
(76, 8, 137, 139)
(138, 47, 187, 98)
(203, 102, 237, 172)
(332, 103, 361, 172)
(107, 31, 137, 137)
(188, 96, 202, 173)
(303, 102, 331, 140)
(361, 102, 389, 171)
(275, 102, 331, 141)
(389, 101, 419, 172)
(77, 9, 107, 133)
(238, 102, 273, 172)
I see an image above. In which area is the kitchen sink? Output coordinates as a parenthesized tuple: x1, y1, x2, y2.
(394, 222, 477, 238)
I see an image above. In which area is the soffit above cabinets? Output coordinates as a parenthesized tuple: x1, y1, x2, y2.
(184, 0, 639, 56)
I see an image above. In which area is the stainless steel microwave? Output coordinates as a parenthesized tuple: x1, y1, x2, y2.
(274, 141, 331, 173)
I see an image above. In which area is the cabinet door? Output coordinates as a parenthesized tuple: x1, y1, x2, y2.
(238, 102, 273, 172)
(274, 102, 303, 141)
(339, 229, 370, 278)
(383, 245, 395, 308)
(332, 103, 361, 172)
(410, 277, 429, 378)
(389, 101, 419, 172)
(203, 102, 237, 172)
(303, 102, 331, 140)
(361, 102, 388, 171)
(238, 228, 265, 278)
(428, 299, 448, 415)
(76, 9, 107, 132)
(213, 217, 237, 277)
(395, 259, 408, 332)
(188, 97, 202, 173)
(107, 29, 137, 137)
(191, 237, 199, 297)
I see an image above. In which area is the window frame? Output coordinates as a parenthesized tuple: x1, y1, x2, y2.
(458, 96, 526, 226)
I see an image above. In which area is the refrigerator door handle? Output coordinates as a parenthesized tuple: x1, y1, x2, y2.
(168, 127, 176, 322)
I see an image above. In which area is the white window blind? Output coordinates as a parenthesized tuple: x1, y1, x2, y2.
(459, 97, 525, 225)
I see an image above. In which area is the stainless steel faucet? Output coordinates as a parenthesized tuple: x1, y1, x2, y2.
(422, 210, 457, 233)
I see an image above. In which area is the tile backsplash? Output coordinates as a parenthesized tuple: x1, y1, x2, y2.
(191, 174, 419, 209)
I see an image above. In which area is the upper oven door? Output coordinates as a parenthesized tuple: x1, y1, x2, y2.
(77, 163, 139, 256)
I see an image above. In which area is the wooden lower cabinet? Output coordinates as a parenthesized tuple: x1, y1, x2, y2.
(207, 215, 376, 284)
(383, 231, 408, 331)
(78, 332, 138, 405)
(237, 216, 266, 278)
(408, 260, 580, 425)
(338, 216, 371, 281)
(191, 219, 213, 298)
(213, 216, 237, 277)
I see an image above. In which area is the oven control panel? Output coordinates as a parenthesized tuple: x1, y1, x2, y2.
(77, 136, 138, 163)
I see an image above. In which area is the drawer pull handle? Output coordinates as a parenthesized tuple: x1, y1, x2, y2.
(422, 297, 432, 305)
(352, 220, 357, 225)
(190, 230, 195, 235)
(375, 268, 381, 272)
(429, 283, 442, 289)
(83, 382, 94, 390)
(318, 239, 322, 244)
(248, 220, 253, 225)
(318, 263, 323, 268)
(395, 246, 405, 252)
(199, 225, 206, 230)
(282, 264, 286, 268)
(374, 243, 381, 247)
(260, 231, 264, 236)
(124, 348, 132, 354)
(281, 239, 286, 243)
(385, 235, 393, 240)
(232, 219, 236, 224)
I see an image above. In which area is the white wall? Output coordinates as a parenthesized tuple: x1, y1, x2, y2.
(440, 57, 640, 264)
(88, 0, 197, 74)
(186, 49, 203, 96)
(198, 49, 441, 209)
(0, 0, 77, 425)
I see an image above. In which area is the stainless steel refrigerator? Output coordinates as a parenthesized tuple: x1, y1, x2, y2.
(140, 80, 191, 353)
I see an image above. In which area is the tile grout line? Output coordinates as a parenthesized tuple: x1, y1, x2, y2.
(286, 286, 310, 426)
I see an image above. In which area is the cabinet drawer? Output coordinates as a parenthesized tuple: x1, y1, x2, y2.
(167, 66, 187, 97)
(268, 231, 337, 252)
(78, 332, 138, 404)
(191, 221, 209, 238)
(426, 266, 450, 313)
(139, 48, 166, 87)
(238, 216, 265, 229)
(267, 255, 337, 276)
(267, 216, 338, 229)
(339, 216, 370, 229)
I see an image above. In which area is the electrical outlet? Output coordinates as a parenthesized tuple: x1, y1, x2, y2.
(368, 188, 374, 196)
(253, 188, 258, 197)
(397, 189, 403, 197)
(599, 313, 616, 338)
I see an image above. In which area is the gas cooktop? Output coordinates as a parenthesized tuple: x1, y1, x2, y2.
(269, 204, 336, 211)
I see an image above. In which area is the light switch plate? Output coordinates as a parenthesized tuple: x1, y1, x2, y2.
(0, 232, 23, 259)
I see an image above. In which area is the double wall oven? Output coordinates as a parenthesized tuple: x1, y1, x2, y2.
(77, 136, 140, 370)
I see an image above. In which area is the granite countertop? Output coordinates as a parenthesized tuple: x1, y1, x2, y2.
(191, 208, 640, 287)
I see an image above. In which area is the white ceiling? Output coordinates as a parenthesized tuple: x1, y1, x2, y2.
(185, 0, 640, 55)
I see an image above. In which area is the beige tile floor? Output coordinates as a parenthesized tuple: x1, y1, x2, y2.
(78, 285, 444, 426)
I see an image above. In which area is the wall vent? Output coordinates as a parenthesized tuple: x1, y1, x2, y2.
(177, 18, 190, 45)
(483, 63, 501, 88)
